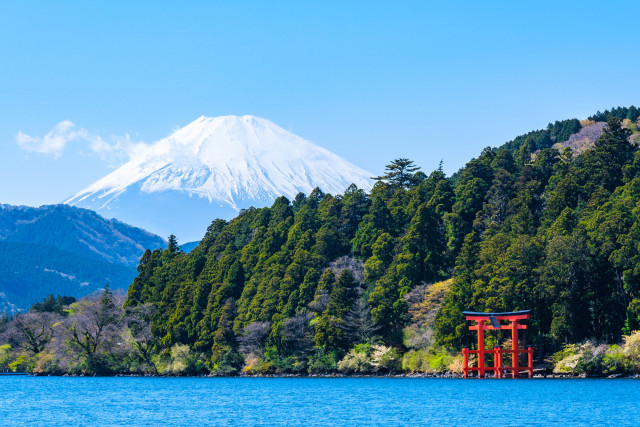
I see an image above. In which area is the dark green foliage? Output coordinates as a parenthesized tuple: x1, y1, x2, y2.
(589, 105, 640, 122)
(549, 119, 581, 143)
(373, 158, 421, 188)
(314, 270, 358, 352)
(582, 118, 633, 192)
(30, 294, 76, 315)
(167, 235, 182, 254)
(123, 170, 455, 372)
(117, 106, 640, 374)
(502, 118, 583, 155)
(437, 115, 640, 353)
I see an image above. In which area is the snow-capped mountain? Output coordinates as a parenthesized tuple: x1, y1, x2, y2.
(65, 115, 373, 241)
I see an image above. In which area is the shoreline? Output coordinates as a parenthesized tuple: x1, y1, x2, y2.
(16, 371, 640, 379)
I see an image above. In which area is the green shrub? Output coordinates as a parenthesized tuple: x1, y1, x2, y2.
(210, 345, 242, 375)
(353, 343, 373, 354)
(337, 350, 372, 373)
(372, 345, 401, 372)
(33, 350, 66, 375)
(308, 349, 337, 373)
(553, 342, 607, 375)
(622, 330, 640, 372)
(402, 348, 453, 373)
(0, 344, 11, 369)
(160, 344, 209, 375)
(8, 355, 29, 373)
(553, 343, 581, 374)
(602, 345, 626, 374)
(402, 349, 430, 372)
(428, 352, 452, 371)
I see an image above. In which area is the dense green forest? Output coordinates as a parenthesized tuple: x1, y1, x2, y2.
(121, 110, 640, 373)
(3, 107, 640, 376)
(589, 106, 640, 123)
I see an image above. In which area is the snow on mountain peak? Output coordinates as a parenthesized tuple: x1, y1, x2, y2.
(65, 115, 373, 240)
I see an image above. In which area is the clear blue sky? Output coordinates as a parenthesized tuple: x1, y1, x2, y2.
(1, 0, 639, 206)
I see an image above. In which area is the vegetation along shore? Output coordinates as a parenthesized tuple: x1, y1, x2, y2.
(3, 107, 640, 378)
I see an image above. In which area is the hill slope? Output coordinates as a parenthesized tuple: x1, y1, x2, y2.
(0, 204, 165, 312)
(120, 108, 640, 375)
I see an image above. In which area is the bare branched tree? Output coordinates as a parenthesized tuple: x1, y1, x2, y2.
(282, 309, 314, 356)
(4, 311, 61, 355)
(308, 290, 330, 314)
(124, 303, 159, 374)
(61, 287, 126, 374)
(237, 321, 271, 357)
(402, 282, 440, 350)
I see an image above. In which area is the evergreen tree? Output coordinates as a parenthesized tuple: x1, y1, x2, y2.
(314, 270, 358, 352)
(167, 234, 181, 254)
(373, 158, 421, 188)
(583, 117, 634, 192)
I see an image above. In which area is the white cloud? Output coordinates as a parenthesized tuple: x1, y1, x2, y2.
(16, 120, 86, 157)
(16, 121, 141, 166)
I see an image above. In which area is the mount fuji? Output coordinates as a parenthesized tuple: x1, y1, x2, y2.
(65, 115, 374, 242)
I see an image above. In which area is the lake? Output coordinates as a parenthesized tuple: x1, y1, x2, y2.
(1, 376, 639, 426)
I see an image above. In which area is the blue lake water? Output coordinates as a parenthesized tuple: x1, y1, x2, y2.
(1, 376, 639, 426)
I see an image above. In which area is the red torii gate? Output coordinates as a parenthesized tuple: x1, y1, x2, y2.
(462, 310, 533, 378)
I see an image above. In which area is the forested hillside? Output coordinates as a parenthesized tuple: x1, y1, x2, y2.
(0, 241, 135, 312)
(3, 107, 640, 376)
(0, 204, 165, 312)
(117, 108, 640, 374)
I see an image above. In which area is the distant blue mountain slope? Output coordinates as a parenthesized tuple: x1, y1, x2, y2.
(0, 204, 166, 313)
(179, 241, 199, 253)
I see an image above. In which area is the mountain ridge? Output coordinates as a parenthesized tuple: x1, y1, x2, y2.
(0, 204, 164, 267)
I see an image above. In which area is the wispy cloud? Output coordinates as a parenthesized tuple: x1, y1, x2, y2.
(16, 121, 140, 166)
(88, 133, 141, 166)
(17, 120, 86, 158)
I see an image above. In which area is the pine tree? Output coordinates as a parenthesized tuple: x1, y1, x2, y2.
(373, 158, 421, 188)
(167, 234, 182, 255)
(584, 117, 634, 192)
